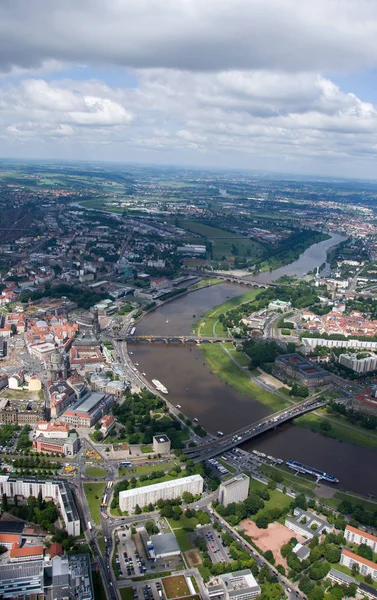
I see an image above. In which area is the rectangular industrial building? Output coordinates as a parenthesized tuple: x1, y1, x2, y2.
(219, 474, 250, 507)
(149, 533, 180, 559)
(119, 474, 203, 513)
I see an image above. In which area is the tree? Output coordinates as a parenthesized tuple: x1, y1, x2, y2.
(134, 504, 142, 514)
(145, 521, 159, 535)
(299, 576, 315, 596)
(264, 550, 275, 564)
(358, 543, 373, 561)
(255, 516, 269, 529)
(182, 491, 194, 504)
(1, 493, 8, 511)
(10, 324, 17, 336)
(92, 430, 103, 442)
(324, 544, 341, 564)
(194, 536, 207, 552)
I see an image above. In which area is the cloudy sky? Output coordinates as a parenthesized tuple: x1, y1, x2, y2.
(2, 0, 377, 178)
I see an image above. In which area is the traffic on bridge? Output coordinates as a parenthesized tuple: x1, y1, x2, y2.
(183, 397, 326, 462)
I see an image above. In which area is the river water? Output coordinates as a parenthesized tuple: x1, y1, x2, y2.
(130, 232, 377, 496)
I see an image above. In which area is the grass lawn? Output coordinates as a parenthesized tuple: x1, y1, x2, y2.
(294, 412, 377, 450)
(138, 473, 183, 488)
(335, 562, 377, 590)
(173, 528, 194, 552)
(197, 564, 211, 582)
(120, 589, 135, 600)
(83, 482, 106, 525)
(119, 462, 179, 477)
(141, 445, 153, 453)
(168, 514, 200, 530)
(163, 575, 191, 599)
(334, 491, 377, 513)
(97, 535, 106, 556)
(260, 464, 316, 492)
(85, 466, 107, 478)
(248, 477, 293, 520)
(200, 344, 290, 412)
(92, 572, 107, 600)
(193, 289, 260, 336)
(217, 458, 236, 473)
(223, 343, 251, 367)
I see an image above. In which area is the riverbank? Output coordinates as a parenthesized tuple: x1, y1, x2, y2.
(192, 288, 261, 336)
(254, 231, 331, 274)
(200, 343, 291, 412)
(293, 410, 377, 450)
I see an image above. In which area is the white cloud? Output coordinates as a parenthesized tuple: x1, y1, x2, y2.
(2, 1, 377, 175)
(1, 0, 377, 74)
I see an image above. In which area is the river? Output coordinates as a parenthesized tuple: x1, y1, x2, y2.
(253, 232, 345, 282)
(130, 232, 377, 496)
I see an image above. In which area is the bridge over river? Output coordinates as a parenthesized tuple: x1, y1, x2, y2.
(119, 335, 244, 344)
(183, 397, 326, 462)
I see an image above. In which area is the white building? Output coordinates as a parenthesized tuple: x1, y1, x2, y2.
(345, 525, 377, 552)
(119, 474, 203, 513)
(285, 508, 332, 540)
(0, 476, 80, 536)
(341, 549, 377, 580)
(268, 300, 291, 312)
(219, 474, 250, 507)
(302, 338, 377, 351)
(218, 570, 261, 600)
(339, 353, 377, 374)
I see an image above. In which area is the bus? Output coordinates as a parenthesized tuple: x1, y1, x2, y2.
(88, 521, 92, 531)
(119, 461, 131, 467)
(130, 327, 136, 335)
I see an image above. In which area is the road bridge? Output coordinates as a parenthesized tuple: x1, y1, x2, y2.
(120, 335, 244, 344)
(182, 397, 326, 462)
(199, 270, 277, 288)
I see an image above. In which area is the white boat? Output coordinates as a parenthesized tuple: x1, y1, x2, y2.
(152, 379, 168, 394)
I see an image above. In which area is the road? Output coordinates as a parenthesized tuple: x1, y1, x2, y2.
(183, 397, 326, 461)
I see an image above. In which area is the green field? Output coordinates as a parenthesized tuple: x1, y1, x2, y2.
(223, 343, 251, 367)
(97, 535, 106, 556)
(120, 589, 135, 600)
(193, 289, 261, 336)
(200, 344, 290, 412)
(92, 572, 107, 600)
(119, 462, 181, 477)
(217, 458, 236, 473)
(249, 479, 293, 520)
(83, 482, 106, 525)
(179, 220, 238, 238)
(178, 220, 263, 260)
(138, 472, 184, 488)
(260, 464, 316, 494)
(85, 466, 107, 478)
(294, 411, 377, 450)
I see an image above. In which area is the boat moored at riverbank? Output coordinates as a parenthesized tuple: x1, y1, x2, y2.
(286, 459, 339, 483)
(152, 379, 168, 394)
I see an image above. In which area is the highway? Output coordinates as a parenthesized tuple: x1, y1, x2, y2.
(183, 397, 326, 461)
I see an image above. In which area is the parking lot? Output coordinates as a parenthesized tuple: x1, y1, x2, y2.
(117, 529, 147, 577)
(120, 578, 165, 600)
(195, 525, 231, 564)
